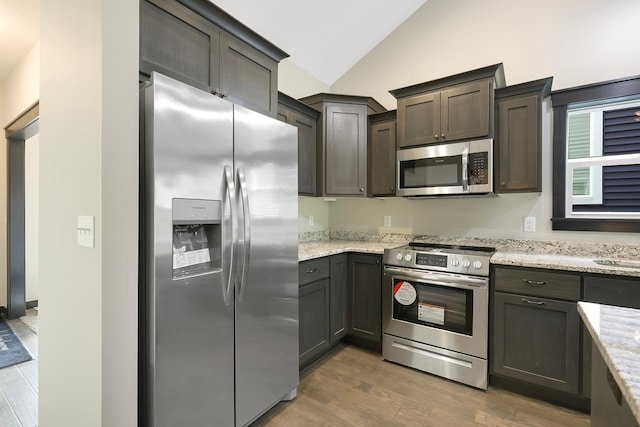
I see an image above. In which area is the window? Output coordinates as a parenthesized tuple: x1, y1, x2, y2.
(551, 75, 640, 232)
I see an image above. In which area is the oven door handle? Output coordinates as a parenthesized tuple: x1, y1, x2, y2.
(384, 266, 487, 289)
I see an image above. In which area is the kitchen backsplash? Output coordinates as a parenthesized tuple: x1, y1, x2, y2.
(298, 231, 640, 260)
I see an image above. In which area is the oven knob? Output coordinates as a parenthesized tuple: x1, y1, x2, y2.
(396, 253, 403, 261)
(473, 260, 483, 269)
(404, 254, 412, 262)
(451, 259, 460, 266)
(462, 259, 471, 268)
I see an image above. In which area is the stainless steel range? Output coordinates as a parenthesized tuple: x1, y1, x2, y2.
(382, 242, 495, 390)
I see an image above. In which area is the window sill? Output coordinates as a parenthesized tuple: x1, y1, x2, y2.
(551, 218, 640, 233)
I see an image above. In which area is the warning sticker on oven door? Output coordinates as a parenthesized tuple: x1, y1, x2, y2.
(418, 303, 445, 325)
(393, 281, 417, 305)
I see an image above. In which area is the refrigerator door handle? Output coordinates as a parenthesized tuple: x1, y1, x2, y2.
(236, 168, 251, 301)
(223, 165, 237, 306)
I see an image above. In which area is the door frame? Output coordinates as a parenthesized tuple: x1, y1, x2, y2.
(4, 102, 39, 319)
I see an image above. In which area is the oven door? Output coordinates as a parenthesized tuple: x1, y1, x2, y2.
(382, 266, 488, 359)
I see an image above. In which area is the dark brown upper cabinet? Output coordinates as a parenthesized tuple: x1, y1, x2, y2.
(368, 110, 397, 197)
(299, 93, 386, 197)
(495, 77, 553, 193)
(277, 92, 320, 196)
(390, 64, 505, 149)
(140, 0, 287, 118)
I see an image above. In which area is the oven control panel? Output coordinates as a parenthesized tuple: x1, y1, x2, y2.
(383, 246, 492, 277)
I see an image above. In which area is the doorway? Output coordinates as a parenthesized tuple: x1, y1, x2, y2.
(5, 102, 39, 319)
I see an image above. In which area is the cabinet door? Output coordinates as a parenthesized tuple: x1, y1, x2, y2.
(440, 80, 490, 142)
(324, 104, 367, 196)
(140, 0, 220, 92)
(330, 254, 348, 345)
(496, 95, 540, 192)
(220, 33, 278, 117)
(347, 254, 382, 345)
(397, 91, 440, 148)
(276, 103, 291, 123)
(492, 292, 580, 394)
(293, 112, 317, 196)
(369, 119, 397, 196)
(299, 279, 330, 367)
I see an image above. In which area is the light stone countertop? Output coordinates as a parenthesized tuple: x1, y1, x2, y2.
(491, 253, 640, 278)
(299, 240, 640, 278)
(298, 240, 402, 261)
(578, 302, 640, 425)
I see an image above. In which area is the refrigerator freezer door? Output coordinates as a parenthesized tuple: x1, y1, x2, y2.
(233, 105, 299, 426)
(144, 72, 235, 427)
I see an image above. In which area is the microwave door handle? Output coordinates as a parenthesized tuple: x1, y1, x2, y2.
(462, 146, 469, 192)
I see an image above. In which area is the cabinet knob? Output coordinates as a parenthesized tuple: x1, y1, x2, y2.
(213, 88, 220, 96)
(441, 133, 445, 139)
(434, 134, 439, 139)
(501, 182, 506, 187)
(359, 187, 364, 192)
(390, 186, 394, 192)
(222, 91, 229, 98)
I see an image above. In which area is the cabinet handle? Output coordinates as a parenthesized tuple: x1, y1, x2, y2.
(222, 91, 229, 98)
(305, 268, 317, 274)
(522, 279, 547, 286)
(521, 298, 545, 305)
(441, 133, 445, 139)
(434, 134, 439, 139)
(359, 187, 364, 192)
(213, 88, 221, 96)
(390, 186, 394, 192)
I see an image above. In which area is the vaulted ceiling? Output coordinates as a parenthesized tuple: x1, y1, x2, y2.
(0, 0, 428, 86)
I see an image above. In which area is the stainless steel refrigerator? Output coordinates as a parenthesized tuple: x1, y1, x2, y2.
(140, 72, 299, 427)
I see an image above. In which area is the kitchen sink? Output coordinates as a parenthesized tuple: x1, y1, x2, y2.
(593, 259, 640, 269)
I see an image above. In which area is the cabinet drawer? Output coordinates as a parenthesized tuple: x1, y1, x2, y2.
(494, 267, 581, 301)
(299, 257, 330, 286)
(584, 276, 640, 308)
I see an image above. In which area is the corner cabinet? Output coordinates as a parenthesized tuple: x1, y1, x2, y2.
(140, 0, 287, 117)
(346, 254, 382, 350)
(495, 77, 553, 193)
(277, 93, 320, 196)
(299, 93, 386, 197)
(390, 64, 505, 149)
(368, 111, 397, 197)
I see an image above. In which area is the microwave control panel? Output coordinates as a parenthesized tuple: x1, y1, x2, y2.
(468, 152, 489, 185)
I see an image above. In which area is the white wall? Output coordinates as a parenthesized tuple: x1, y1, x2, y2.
(39, 0, 138, 425)
(0, 41, 40, 309)
(25, 134, 39, 302)
(278, 59, 330, 99)
(325, 0, 640, 244)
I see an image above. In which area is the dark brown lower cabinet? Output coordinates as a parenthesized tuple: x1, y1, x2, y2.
(492, 292, 580, 394)
(590, 342, 639, 427)
(330, 254, 348, 345)
(298, 278, 330, 367)
(347, 254, 382, 350)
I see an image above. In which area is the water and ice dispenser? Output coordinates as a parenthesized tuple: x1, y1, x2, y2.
(171, 198, 222, 279)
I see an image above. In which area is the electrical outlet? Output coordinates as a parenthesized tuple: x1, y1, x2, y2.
(524, 216, 536, 232)
(308, 216, 314, 227)
(384, 216, 391, 227)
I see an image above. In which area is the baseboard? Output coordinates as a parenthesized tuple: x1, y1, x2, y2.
(26, 300, 38, 309)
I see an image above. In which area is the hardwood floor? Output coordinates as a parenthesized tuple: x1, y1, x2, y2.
(0, 311, 38, 427)
(255, 345, 590, 427)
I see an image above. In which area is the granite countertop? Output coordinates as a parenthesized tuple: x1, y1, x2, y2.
(298, 240, 403, 261)
(578, 302, 640, 425)
(492, 253, 640, 278)
(299, 240, 640, 278)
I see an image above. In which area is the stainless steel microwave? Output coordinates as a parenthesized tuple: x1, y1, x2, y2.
(396, 139, 493, 197)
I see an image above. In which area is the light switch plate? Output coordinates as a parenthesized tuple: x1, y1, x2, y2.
(524, 216, 536, 232)
(77, 215, 95, 248)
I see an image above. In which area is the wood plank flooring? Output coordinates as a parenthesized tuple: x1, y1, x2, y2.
(0, 311, 38, 427)
(254, 345, 590, 427)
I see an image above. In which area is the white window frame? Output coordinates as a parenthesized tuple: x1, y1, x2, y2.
(565, 99, 640, 219)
